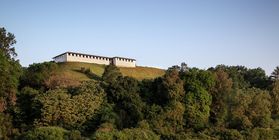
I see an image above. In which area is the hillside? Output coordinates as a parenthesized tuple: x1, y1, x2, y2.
(54, 62, 165, 81)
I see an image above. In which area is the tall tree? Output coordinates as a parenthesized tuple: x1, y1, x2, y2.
(270, 80, 279, 118)
(0, 28, 21, 112)
(102, 65, 122, 84)
(181, 68, 215, 130)
(20, 62, 58, 90)
(106, 76, 144, 128)
(271, 66, 279, 81)
(210, 69, 232, 127)
(0, 27, 17, 58)
(0, 27, 21, 139)
(244, 68, 270, 89)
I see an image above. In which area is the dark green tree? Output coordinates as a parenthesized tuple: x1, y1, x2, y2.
(181, 68, 215, 130)
(151, 69, 184, 106)
(0, 27, 21, 112)
(271, 66, 279, 81)
(106, 76, 144, 128)
(102, 65, 122, 84)
(244, 68, 270, 89)
(20, 62, 58, 90)
(0, 27, 17, 58)
(14, 87, 41, 130)
(270, 80, 279, 119)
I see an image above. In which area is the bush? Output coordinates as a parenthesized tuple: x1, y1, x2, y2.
(246, 128, 274, 140)
(215, 129, 243, 140)
(21, 126, 67, 140)
(92, 123, 160, 140)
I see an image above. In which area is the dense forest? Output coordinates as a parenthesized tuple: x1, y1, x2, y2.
(1, 27, 279, 140)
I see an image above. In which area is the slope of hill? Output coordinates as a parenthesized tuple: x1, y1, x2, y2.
(54, 62, 165, 81)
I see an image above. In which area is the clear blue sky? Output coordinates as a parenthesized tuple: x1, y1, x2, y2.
(1, 0, 278, 74)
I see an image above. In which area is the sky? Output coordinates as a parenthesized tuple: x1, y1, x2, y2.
(1, 0, 279, 74)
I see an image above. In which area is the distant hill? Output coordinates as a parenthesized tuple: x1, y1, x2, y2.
(54, 62, 165, 82)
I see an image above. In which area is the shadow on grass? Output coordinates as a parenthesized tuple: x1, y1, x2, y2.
(73, 68, 102, 81)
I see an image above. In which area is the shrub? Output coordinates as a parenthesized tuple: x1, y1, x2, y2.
(21, 126, 67, 140)
(246, 128, 274, 140)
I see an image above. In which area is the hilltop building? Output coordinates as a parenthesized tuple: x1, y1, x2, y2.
(53, 52, 136, 67)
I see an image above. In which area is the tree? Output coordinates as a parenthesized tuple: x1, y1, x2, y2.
(148, 101, 185, 139)
(151, 69, 184, 106)
(0, 28, 21, 112)
(244, 68, 270, 89)
(228, 88, 271, 130)
(106, 76, 144, 128)
(102, 65, 122, 84)
(248, 89, 271, 128)
(270, 80, 279, 118)
(227, 89, 253, 130)
(180, 62, 189, 73)
(34, 81, 105, 129)
(271, 66, 279, 81)
(181, 68, 215, 130)
(0, 113, 18, 140)
(92, 123, 160, 140)
(20, 62, 58, 90)
(14, 87, 41, 130)
(215, 65, 249, 89)
(210, 69, 232, 127)
(21, 126, 67, 140)
(0, 27, 17, 58)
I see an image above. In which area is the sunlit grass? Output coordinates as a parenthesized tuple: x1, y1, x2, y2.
(55, 62, 165, 81)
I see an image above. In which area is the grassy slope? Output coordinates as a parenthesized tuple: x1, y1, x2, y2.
(55, 62, 165, 81)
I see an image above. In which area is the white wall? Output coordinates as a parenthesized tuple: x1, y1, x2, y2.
(53, 54, 67, 62)
(66, 53, 110, 65)
(113, 58, 136, 67)
(53, 52, 136, 67)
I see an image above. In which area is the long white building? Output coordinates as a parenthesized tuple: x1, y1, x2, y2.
(53, 52, 136, 67)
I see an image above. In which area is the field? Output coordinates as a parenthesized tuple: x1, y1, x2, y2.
(54, 62, 165, 81)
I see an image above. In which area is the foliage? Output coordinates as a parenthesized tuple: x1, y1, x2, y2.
(271, 80, 279, 118)
(20, 126, 67, 140)
(1, 29, 279, 140)
(14, 87, 41, 130)
(210, 69, 232, 126)
(92, 123, 160, 140)
(34, 81, 105, 129)
(106, 76, 144, 128)
(244, 67, 270, 89)
(181, 68, 215, 130)
(0, 50, 22, 112)
(228, 88, 271, 130)
(217, 129, 244, 140)
(0, 27, 17, 57)
(271, 66, 279, 81)
(150, 69, 184, 106)
(20, 62, 58, 90)
(102, 65, 122, 84)
(246, 128, 274, 140)
(148, 101, 185, 139)
(0, 113, 19, 140)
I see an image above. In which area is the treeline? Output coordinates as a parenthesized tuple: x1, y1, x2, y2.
(1, 27, 279, 140)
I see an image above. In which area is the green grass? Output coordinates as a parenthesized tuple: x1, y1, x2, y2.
(55, 62, 165, 81)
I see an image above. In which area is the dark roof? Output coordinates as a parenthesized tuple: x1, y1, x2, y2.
(53, 51, 136, 61)
(113, 56, 136, 61)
